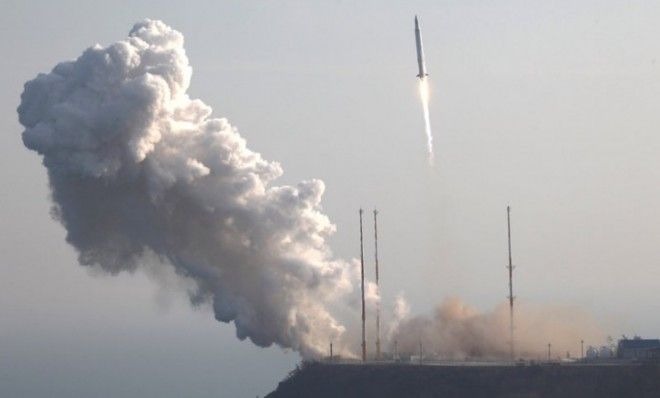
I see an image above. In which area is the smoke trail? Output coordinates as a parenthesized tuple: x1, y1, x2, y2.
(17, 19, 362, 358)
(418, 77, 434, 165)
(390, 297, 604, 360)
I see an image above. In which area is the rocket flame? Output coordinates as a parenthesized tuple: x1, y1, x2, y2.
(418, 77, 434, 165)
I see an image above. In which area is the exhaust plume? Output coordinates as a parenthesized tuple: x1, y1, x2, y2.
(418, 77, 434, 165)
(17, 19, 358, 358)
(390, 297, 604, 360)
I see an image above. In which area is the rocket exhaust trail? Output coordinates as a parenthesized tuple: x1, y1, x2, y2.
(414, 16, 434, 165)
(418, 77, 434, 165)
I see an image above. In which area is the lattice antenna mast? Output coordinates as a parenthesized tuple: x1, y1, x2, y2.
(507, 205, 515, 360)
(373, 209, 381, 359)
(359, 209, 367, 361)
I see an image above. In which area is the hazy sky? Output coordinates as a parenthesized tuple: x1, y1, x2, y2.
(3, 1, 660, 397)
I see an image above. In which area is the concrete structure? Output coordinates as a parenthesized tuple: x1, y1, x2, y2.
(617, 337, 660, 360)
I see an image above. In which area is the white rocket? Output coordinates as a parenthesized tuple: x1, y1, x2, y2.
(414, 15, 428, 79)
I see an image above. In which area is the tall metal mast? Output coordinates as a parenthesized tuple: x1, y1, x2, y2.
(507, 205, 515, 360)
(359, 209, 367, 362)
(373, 209, 381, 359)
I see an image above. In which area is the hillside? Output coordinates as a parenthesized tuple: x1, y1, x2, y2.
(266, 362, 660, 398)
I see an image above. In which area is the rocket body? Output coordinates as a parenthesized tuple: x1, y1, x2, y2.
(414, 15, 434, 165)
(414, 16, 428, 79)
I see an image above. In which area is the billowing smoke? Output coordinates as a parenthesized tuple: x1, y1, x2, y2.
(390, 297, 604, 360)
(17, 19, 359, 358)
(387, 293, 410, 341)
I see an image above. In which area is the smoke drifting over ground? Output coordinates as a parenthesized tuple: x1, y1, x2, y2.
(17, 19, 358, 358)
(390, 297, 604, 360)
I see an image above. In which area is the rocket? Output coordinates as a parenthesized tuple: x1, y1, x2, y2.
(414, 15, 428, 79)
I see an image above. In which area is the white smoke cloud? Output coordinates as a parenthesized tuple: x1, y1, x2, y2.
(18, 19, 358, 358)
(387, 293, 410, 341)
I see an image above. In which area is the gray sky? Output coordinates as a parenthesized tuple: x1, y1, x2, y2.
(3, 1, 660, 397)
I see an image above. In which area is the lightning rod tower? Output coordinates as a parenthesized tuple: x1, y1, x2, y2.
(507, 205, 515, 361)
(359, 208, 367, 361)
(373, 209, 381, 359)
